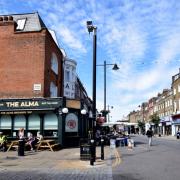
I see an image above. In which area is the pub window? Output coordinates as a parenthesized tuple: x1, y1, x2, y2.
(44, 113, 58, 137)
(0, 115, 12, 129)
(14, 115, 26, 130)
(28, 114, 40, 130)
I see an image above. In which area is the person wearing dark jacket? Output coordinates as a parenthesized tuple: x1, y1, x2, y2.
(146, 128, 153, 147)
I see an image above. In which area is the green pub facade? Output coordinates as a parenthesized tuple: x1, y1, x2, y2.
(0, 98, 91, 146)
(0, 98, 65, 144)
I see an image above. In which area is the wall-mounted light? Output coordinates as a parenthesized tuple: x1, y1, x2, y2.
(81, 109, 87, 115)
(59, 107, 69, 114)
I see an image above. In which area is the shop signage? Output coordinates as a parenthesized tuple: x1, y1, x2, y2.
(172, 118, 180, 124)
(0, 111, 32, 115)
(0, 98, 63, 111)
(65, 113, 78, 132)
(160, 116, 172, 123)
(33, 84, 41, 91)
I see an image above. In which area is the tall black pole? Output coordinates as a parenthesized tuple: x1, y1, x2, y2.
(86, 21, 97, 165)
(104, 60, 106, 121)
(92, 27, 97, 140)
(92, 27, 97, 164)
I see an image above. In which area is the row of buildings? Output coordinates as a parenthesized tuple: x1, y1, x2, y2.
(128, 69, 180, 136)
(0, 12, 94, 146)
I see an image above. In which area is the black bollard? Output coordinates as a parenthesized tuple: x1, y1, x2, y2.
(101, 138, 104, 160)
(90, 139, 94, 166)
(18, 139, 25, 156)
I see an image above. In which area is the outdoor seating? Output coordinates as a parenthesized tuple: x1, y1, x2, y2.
(7, 140, 19, 151)
(36, 139, 60, 152)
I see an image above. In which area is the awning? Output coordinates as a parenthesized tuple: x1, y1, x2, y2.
(160, 116, 172, 123)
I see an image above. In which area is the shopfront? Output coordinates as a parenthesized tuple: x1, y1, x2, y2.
(0, 98, 91, 147)
(0, 98, 65, 144)
(159, 116, 172, 136)
(172, 114, 180, 136)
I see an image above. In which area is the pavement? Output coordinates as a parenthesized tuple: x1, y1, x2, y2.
(0, 145, 121, 180)
(0, 134, 177, 179)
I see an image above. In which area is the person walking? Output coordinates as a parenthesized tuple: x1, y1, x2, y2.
(146, 127, 153, 147)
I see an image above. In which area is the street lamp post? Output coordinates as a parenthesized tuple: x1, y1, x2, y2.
(97, 60, 119, 122)
(86, 21, 97, 165)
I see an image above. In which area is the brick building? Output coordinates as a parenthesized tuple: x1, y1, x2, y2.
(0, 12, 93, 147)
(0, 12, 63, 98)
(0, 12, 88, 146)
(171, 70, 180, 135)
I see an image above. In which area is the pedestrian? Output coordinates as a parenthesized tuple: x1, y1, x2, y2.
(0, 132, 7, 152)
(36, 131, 43, 143)
(176, 129, 180, 139)
(146, 127, 153, 147)
(18, 128, 24, 139)
(26, 132, 36, 151)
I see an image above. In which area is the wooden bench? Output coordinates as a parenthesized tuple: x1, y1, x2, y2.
(7, 140, 19, 151)
(7, 140, 39, 151)
(36, 140, 60, 152)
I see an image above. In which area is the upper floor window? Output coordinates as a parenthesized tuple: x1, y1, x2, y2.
(174, 88, 176, 95)
(16, 18, 26, 30)
(65, 70, 70, 82)
(178, 85, 180, 92)
(50, 82, 57, 97)
(51, 53, 58, 74)
(165, 101, 167, 107)
(170, 99, 172, 106)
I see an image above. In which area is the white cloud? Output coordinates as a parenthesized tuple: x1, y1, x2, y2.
(1, 0, 180, 121)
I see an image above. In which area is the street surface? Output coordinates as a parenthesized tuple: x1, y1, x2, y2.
(113, 135, 180, 180)
(0, 135, 179, 179)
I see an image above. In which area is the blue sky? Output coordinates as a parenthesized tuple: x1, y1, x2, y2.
(1, 0, 180, 121)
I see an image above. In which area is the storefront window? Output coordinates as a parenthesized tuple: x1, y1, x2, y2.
(0, 115, 12, 129)
(44, 113, 58, 137)
(28, 114, 40, 130)
(44, 113, 58, 130)
(14, 115, 26, 130)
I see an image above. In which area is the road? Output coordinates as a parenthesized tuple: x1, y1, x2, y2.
(113, 135, 180, 180)
(0, 135, 180, 180)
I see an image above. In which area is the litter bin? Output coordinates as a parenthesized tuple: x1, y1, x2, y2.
(80, 144, 90, 160)
(18, 139, 25, 156)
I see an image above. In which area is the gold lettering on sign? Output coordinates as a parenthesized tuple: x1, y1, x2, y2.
(6, 102, 19, 107)
(20, 101, 39, 107)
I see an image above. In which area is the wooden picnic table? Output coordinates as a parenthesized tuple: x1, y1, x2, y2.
(7, 140, 19, 152)
(36, 139, 58, 152)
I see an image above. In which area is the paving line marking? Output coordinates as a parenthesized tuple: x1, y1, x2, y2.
(111, 148, 121, 168)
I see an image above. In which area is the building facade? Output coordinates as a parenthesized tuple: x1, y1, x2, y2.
(155, 89, 173, 135)
(171, 71, 180, 135)
(0, 12, 92, 146)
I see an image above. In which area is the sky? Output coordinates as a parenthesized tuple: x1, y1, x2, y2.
(1, 0, 180, 122)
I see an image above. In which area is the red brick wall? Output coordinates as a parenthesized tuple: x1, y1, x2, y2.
(0, 21, 45, 98)
(0, 20, 63, 98)
(44, 30, 63, 97)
